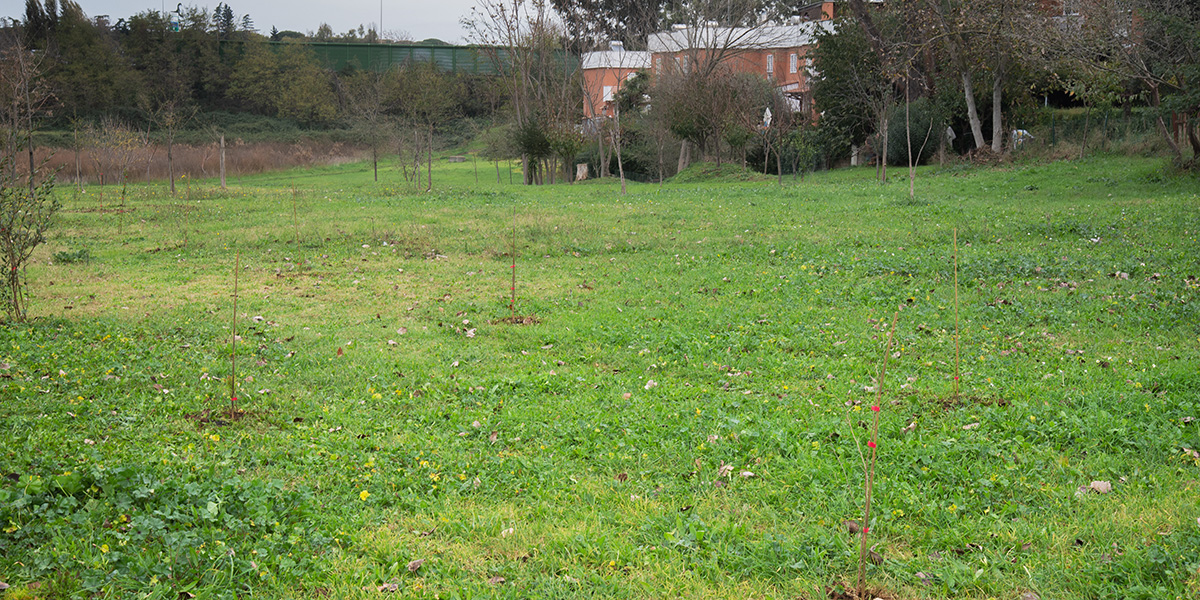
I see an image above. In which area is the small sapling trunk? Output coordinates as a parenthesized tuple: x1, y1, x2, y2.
(856, 311, 899, 598)
(230, 252, 239, 416)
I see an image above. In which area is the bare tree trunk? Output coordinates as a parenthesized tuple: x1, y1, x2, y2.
(1188, 114, 1200, 158)
(168, 131, 176, 196)
(963, 72, 985, 150)
(907, 83, 915, 199)
(776, 138, 783, 186)
(219, 135, 227, 190)
(373, 146, 378, 182)
(880, 109, 889, 183)
(677, 139, 691, 173)
(426, 124, 433, 192)
(612, 128, 627, 195)
(991, 66, 1004, 154)
(1080, 103, 1092, 160)
(74, 126, 82, 190)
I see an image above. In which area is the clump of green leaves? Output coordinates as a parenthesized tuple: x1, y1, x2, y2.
(52, 248, 91, 264)
(0, 465, 329, 595)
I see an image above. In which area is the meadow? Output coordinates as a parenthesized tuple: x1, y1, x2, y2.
(1, 155, 1199, 599)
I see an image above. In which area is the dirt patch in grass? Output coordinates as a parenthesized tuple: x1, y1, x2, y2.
(937, 394, 1011, 410)
(185, 407, 253, 426)
(492, 315, 541, 325)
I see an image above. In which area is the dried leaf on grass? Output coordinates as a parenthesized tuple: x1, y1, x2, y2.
(1076, 480, 1113, 497)
(406, 559, 424, 572)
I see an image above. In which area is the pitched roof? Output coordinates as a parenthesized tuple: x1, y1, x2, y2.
(646, 21, 833, 53)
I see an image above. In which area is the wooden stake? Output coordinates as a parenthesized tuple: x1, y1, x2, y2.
(510, 223, 517, 317)
(230, 252, 239, 414)
(953, 228, 961, 397)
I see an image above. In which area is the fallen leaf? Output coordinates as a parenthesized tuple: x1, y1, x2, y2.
(387, 340, 397, 346)
(901, 421, 917, 434)
(738, 470, 755, 478)
(962, 422, 981, 430)
(406, 559, 424, 573)
(717, 463, 733, 478)
(1089, 480, 1113, 494)
(83, 438, 95, 445)
(868, 548, 884, 565)
(336, 347, 343, 356)
(398, 327, 408, 335)
(487, 576, 505, 585)
(844, 520, 862, 534)
(500, 527, 514, 538)
(0, 583, 9, 591)
(615, 472, 628, 482)
(644, 379, 657, 390)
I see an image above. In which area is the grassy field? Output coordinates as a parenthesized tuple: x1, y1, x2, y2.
(2, 156, 1199, 599)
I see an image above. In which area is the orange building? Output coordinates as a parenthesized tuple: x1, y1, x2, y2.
(579, 2, 848, 121)
(581, 41, 652, 120)
(646, 18, 834, 116)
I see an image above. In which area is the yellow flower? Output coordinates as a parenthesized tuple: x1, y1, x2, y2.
(100, 544, 109, 553)
(210, 434, 220, 442)
(359, 490, 370, 501)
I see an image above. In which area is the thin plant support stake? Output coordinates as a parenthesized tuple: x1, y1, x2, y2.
(230, 252, 239, 415)
(510, 224, 517, 317)
(858, 310, 900, 598)
(953, 228, 961, 397)
(292, 183, 300, 248)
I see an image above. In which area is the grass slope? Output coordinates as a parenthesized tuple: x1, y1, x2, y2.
(2, 157, 1199, 599)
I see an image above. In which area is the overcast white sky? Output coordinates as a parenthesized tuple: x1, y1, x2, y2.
(2, 0, 481, 43)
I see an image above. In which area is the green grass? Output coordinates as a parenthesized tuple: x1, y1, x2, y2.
(2, 155, 1199, 599)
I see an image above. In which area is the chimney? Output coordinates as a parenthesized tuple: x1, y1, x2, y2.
(610, 40, 624, 52)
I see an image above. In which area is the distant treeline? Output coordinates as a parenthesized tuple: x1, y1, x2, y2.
(4, 0, 503, 130)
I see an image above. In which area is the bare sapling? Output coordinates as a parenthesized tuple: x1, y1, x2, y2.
(953, 228, 961, 397)
(509, 222, 517, 318)
(292, 183, 300, 247)
(856, 310, 900, 598)
(230, 252, 240, 416)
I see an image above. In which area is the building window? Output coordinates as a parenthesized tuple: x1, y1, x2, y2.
(655, 56, 663, 72)
(603, 86, 614, 102)
(766, 53, 774, 74)
(789, 53, 798, 74)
